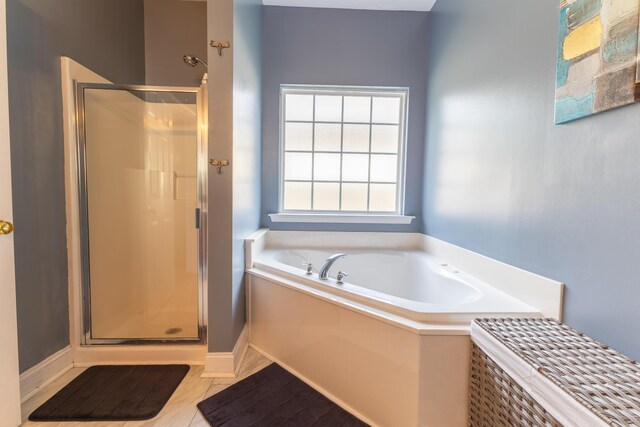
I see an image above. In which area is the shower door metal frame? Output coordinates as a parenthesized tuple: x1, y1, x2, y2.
(75, 82, 208, 345)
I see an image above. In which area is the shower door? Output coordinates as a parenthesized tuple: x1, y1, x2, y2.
(76, 83, 207, 344)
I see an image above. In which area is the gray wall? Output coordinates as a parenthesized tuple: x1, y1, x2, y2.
(7, 0, 146, 372)
(425, 0, 640, 358)
(206, 0, 262, 352)
(261, 7, 428, 232)
(144, 0, 207, 87)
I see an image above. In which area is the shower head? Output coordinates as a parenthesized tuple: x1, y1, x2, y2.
(183, 55, 208, 69)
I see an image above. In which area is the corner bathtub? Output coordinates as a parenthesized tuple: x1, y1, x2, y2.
(245, 230, 562, 427)
(253, 248, 539, 324)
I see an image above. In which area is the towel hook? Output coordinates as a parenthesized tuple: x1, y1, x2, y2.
(210, 41, 231, 57)
(210, 159, 230, 174)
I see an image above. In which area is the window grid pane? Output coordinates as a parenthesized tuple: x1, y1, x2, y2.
(310, 95, 316, 209)
(367, 99, 373, 211)
(339, 96, 345, 210)
(282, 88, 406, 214)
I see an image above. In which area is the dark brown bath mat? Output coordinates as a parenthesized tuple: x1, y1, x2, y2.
(197, 363, 369, 426)
(29, 364, 189, 421)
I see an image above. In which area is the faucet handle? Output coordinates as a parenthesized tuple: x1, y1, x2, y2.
(302, 262, 314, 275)
(336, 271, 348, 285)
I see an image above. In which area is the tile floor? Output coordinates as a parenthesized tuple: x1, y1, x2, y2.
(20, 347, 273, 427)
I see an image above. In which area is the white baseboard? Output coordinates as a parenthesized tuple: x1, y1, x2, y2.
(203, 325, 248, 378)
(248, 343, 375, 426)
(20, 346, 73, 403)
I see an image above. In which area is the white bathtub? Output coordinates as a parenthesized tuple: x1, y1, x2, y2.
(245, 230, 563, 427)
(254, 248, 539, 324)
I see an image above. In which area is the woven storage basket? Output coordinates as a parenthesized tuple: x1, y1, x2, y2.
(470, 318, 640, 427)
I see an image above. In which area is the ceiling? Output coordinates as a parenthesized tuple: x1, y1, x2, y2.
(261, 0, 437, 12)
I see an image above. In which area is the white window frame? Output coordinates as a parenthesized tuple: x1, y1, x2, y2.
(273, 85, 413, 224)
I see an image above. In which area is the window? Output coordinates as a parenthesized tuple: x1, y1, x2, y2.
(279, 85, 408, 216)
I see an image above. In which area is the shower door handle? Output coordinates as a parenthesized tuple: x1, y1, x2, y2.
(195, 208, 201, 229)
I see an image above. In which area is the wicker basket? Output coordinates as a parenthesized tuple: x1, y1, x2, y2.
(470, 318, 640, 427)
(470, 342, 562, 426)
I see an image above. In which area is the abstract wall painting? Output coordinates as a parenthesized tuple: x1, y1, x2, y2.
(555, 0, 640, 124)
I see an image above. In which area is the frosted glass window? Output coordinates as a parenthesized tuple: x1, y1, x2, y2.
(343, 124, 370, 152)
(369, 184, 396, 212)
(371, 125, 399, 153)
(315, 96, 342, 122)
(372, 97, 401, 124)
(313, 183, 340, 210)
(284, 153, 312, 180)
(314, 124, 342, 151)
(370, 154, 398, 183)
(344, 96, 371, 122)
(285, 123, 313, 151)
(342, 154, 369, 182)
(314, 153, 341, 181)
(280, 86, 407, 214)
(285, 94, 313, 121)
(341, 183, 369, 211)
(284, 182, 312, 210)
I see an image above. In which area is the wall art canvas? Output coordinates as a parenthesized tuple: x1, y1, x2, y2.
(555, 0, 640, 124)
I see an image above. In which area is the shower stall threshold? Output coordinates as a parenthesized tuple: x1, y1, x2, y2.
(71, 344, 207, 367)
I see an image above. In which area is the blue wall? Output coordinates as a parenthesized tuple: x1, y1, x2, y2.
(425, 0, 640, 358)
(231, 0, 263, 348)
(206, 0, 263, 353)
(7, 0, 146, 372)
(261, 6, 428, 232)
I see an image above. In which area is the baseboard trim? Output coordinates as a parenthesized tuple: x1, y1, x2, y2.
(20, 346, 73, 403)
(248, 343, 375, 426)
(203, 325, 249, 378)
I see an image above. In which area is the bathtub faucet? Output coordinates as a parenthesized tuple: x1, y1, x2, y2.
(318, 253, 346, 280)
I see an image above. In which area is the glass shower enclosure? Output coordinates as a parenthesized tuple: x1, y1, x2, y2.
(75, 83, 207, 344)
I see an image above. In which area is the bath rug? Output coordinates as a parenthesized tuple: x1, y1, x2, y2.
(197, 363, 369, 426)
(29, 364, 189, 421)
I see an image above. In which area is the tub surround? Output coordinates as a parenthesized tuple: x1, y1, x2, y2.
(254, 249, 539, 325)
(248, 281, 470, 426)
(245, 229, 563, 426)
(246, 229, 564, 320)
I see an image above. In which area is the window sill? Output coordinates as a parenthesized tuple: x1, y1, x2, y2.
(269, 213, 415, 225)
